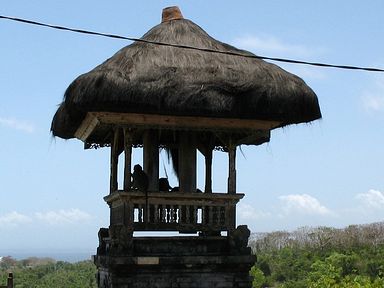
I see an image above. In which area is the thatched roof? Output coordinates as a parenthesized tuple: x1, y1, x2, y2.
(51, 6, 321, 140)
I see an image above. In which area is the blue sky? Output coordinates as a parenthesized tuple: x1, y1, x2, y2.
(1, 1, 383, 256)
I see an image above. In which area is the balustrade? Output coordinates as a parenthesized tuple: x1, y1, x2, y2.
(105, 191, 243, 233)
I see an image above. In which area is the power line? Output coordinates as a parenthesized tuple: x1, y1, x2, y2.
(1, 14, 384, 73)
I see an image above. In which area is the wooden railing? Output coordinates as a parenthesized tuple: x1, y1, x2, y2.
(105, 191, 244, 233)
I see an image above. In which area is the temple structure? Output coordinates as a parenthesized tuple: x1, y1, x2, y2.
(51, 6, 321, 288)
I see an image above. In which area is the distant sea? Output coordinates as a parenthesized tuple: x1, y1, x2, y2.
(0, 250, 94, 263)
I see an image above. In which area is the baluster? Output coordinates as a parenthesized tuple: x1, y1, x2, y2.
(145, 203, 149, 223)
(204, 206, 209, 224)
(174, 205, 178, 223)
(201, 205, 205, 224)
(171, 205, 176, 223)
(190, 206, 194, 224)
(209, 206, 214, 225)
(133, 205, 137, 223)
(149, 203, 154, 224)
(142, 204, 146, 223)
(193, 206, 197, 224)
(154, 204, 159, 223)
(128, 203, 134, 226)
(158, 205, 162, 222)
(177, 205, 181, 223)
(161, 206, 166, 222)
(169, 205, 173, 223)
(213, 206, 217, 224)
(138, 205, 143, 223)
(145, 203, 149, 224)
(186, 206, 190, 224)
(169, 205, 174, 223)
(180, 205, 185, 224)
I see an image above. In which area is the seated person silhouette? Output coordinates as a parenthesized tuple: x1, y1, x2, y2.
(159, 178, 172, 192)
(131, 164, 149, 192)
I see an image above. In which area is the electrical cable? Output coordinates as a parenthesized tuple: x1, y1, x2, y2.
(1, 14, 384, 73)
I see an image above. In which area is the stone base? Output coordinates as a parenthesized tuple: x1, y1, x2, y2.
(96, 256, 254, 288)
(94, 234, 256, 288)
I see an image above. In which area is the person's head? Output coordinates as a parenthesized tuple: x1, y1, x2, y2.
(133, 164, 142, 172)
(159, 178, 171, 191)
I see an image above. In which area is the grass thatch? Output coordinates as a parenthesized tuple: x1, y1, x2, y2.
(51, 13, 321, 139)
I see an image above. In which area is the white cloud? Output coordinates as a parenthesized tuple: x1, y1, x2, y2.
(237, 203, 270, 220)
(356, 189, 384, 209)
(0, 209, 93, 229)
(231, 35, 326, 80)
(0, 117, 35, 133)
(35, 209, 92, 225)
(362, 93, 384, 112)
(232, 34, 319, 59)
(281, 64, 326, 80)
(0, 211, 32, 228)
(279, 194, 333, 216)
(361, 76, 384, 112)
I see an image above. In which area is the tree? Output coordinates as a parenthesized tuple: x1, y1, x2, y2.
(250, 266, 266, 288)
(0, 256, 17, 269)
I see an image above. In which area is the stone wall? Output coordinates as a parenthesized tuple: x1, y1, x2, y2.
(95, 226, 256, 288)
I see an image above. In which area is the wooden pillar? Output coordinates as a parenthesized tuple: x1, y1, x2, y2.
(204, 149, 213, 193)
(227, 144, 237, 232)
(123, 128, 133, 191)
(143, 130, 159, 192)
(227, 145, 236, 194)
(179, 132, 196, 193)
(197, 135, 215, 194)
(110, 128, 120, 194)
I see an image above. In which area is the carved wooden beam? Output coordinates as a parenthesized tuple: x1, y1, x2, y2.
(75, 112, 281, 142)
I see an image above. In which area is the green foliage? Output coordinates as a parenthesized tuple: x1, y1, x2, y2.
(0, 258, 97, 288)
(249, 223, 384, 287)
(307, 257, 342, 287)
(250, 266, 266, 288)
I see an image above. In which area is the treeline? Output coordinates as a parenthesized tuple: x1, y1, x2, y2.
(249, 222, 384, 287)
(2, 222, 384, 287)
(251, 222, 384, 252)
(0, 257, 97, 288)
